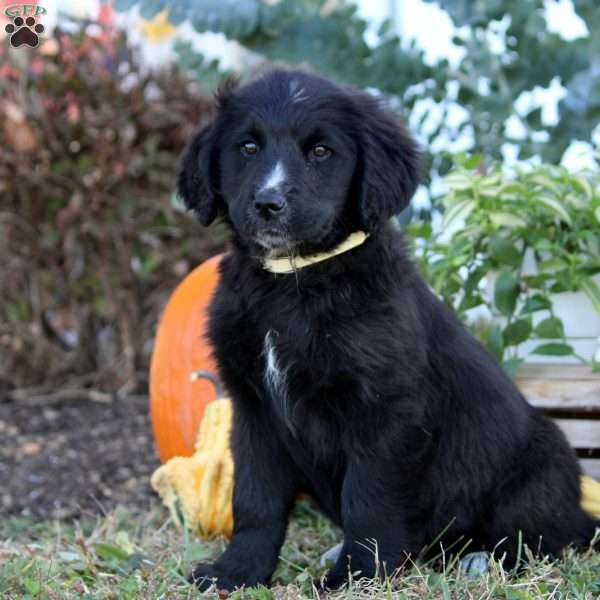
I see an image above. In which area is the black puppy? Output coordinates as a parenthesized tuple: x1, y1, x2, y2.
(177, 69, 598, 592)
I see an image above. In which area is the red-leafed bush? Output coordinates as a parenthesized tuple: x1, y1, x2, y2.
(0, 26, 226, 394)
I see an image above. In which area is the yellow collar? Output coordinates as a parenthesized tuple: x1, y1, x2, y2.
(262, 231, 369, 274)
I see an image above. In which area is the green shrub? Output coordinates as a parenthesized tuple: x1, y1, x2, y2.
(409, 157, 600, 375)
(117, 0, 600, 171)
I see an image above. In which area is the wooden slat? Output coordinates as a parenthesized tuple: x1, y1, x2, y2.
(516, 364, 600, 412)
(555, 419, 600, 449)
(580, 459, 600, 481)
(517, 364, 599, 381)
(504, 364, 600, 479)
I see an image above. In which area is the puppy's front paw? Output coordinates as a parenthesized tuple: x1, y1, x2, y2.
(189, 562, 238, 593)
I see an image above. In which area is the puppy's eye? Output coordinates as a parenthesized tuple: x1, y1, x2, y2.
(240, 141, 259, 156)
(310, 144, 332, 161)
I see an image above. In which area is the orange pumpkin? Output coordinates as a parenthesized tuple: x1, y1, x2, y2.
(150, 254, 224, 463)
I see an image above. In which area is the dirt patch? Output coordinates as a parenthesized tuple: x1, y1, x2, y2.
(0, 395, 160, 519)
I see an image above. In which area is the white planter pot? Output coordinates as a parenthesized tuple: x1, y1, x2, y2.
(519, 285, 600, 363)
(469, 268, 600, 364)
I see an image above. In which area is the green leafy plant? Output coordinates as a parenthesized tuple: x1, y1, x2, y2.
(409, 158, 600, 375)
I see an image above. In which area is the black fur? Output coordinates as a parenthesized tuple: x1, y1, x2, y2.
(177, 69, 598, 592)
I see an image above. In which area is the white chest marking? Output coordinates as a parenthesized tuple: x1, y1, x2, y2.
(263, 329, 294, 432)
(260, 161, 286, 191)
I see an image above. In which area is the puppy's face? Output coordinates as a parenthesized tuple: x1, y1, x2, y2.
(216, 82, 358, 253)
(178, 70, 420, 255)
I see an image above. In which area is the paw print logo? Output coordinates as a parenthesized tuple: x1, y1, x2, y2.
(5, 16, 45, 48)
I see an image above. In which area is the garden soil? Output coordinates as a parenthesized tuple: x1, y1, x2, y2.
(0, 395, 159, 519)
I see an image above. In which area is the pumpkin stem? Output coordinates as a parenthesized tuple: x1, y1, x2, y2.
(190, 369, 225, 399)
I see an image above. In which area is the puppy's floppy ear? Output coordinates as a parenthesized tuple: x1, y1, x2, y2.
(355, 95, 420, 232)
(176, 124, 221, 226)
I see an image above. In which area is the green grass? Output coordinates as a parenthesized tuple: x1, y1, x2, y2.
(1, 501, 599, 599)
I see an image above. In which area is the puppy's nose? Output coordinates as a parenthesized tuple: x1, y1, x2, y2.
(254, 190, 286, 219)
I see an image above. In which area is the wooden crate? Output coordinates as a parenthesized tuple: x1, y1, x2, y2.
(516, 364, 600, 480)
